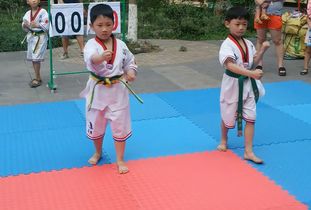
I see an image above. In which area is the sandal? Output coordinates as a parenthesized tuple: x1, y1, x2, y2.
(255, 65, 263, 70)
(29, 79, 42, 88)
(278, 67, 286, 76)
(300, 69, 308, 75)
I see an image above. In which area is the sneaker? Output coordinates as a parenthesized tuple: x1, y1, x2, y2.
(80, 52, 84, 58)
(61, 52, 69, 60)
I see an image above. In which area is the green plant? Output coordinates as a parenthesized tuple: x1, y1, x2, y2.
(0, 0, 256, 52)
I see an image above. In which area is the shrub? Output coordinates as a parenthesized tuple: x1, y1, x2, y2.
(0, 0, 256, 52)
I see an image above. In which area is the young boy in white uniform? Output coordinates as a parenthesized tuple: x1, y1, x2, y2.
(80, 4, 137, 174)
(22, 0, 49, 88)
(217, 6, 270, 164)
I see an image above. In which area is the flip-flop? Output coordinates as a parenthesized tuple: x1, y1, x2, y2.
(278, 67, 286, 76)
(300, 69, 308, 75)
(29, 79, 42, 88)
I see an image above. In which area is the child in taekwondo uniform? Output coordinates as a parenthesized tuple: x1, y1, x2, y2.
(217, 6, 270, 164)
(80, 4, 137, 174)
(22, 0, 49, 88)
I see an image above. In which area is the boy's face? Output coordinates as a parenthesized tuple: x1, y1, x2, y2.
(27, 0, 40, 7)
(225, 18, 248, 38)
(90, 15, 114, 40)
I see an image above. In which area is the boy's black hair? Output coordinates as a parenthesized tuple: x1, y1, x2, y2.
(225, 6, 250, 21)
(90, 4, 114, 24)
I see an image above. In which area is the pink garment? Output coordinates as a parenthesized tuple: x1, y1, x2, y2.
(308, 0, 311, 19)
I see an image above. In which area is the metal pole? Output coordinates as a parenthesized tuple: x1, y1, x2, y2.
(47, 0, 57, 91)
(121, 0, 127, 41)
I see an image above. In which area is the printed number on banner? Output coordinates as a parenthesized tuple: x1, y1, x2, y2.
(54, 11, 82, 34)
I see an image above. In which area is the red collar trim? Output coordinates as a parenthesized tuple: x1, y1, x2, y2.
(228, 34, 249, 63)
(30, 7, 41, 22)
(95, 35, 117, 65)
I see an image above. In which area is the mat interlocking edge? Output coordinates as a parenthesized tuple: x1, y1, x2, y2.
(0, 151, 307, 210)
(1, 81, 310, 209)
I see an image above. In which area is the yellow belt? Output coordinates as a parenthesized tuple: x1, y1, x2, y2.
(87, 73, 143, 111)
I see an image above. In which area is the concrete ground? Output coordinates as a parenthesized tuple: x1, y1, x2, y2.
(0, 38, 310, 105)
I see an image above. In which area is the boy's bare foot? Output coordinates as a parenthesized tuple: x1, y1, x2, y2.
(117, 161, 129, 174)
(88, 153, 102, 165)
(217, 144, 227, 152)
(244, 153, 263, 164)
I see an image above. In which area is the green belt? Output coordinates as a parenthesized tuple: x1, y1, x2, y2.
(21, 30, 46, 53)
(32, 31, 46, 53)
(88, 72, 143, 111)
(31, 30, 45, 36)
(225, 69, 259, 136)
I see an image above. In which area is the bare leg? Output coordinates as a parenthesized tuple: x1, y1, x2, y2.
(303, 47, 311, 69)
(88, 138, 103, 165)
(303, 47, 311, 70)
(115, 141, 129, 174)
(62, 37, 69, 55)
(76, 35, 84, 53)
(270, 29, 284, 68)
(32, 61, 41, 81)
(244, 122, 263, 164)
(217, 120, 228, 152)
(255, 28, 267, 67)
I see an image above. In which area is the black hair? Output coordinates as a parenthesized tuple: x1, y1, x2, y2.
(225, 6, 250, 21)
(90, 4, 114, 24)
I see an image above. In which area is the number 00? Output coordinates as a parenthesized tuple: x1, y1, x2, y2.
(54, 11, 82, 33)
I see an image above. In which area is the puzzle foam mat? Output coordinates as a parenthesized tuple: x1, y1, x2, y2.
(0, 81, 310, 209)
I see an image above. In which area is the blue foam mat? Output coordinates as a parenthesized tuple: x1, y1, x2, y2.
(74, 93, 181, 121)
(232, 140, 311, 207)
(102, 116, 218, 162)
(0, 101, 84, 135)
(1, 80, 310, 208)
(158, 88, 311, 147)
(157, 87, 220, 115)
(220, 102, 311, 149)
(156, 88, 221, 141)
(0, 126, 111, 177)
(277, 104, 311, 125)
(261, 81, 311, 106)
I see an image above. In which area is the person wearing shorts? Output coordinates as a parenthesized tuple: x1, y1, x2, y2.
(302, 0, 311, 75)
(217, 6, 269, 164)
(57, 0, 84, 59)
(80, 4, 137, 174)
(254, 0, 286, 76)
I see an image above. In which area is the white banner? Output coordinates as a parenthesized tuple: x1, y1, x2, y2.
(86, 2, 121, 35)
(49, 2, 121, 37)
(49, 3, 84, 37)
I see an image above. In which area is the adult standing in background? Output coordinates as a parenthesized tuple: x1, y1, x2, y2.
(58, 0, 85, 59)
(302, 0, 311, 75)
(254, 0, 286, 76)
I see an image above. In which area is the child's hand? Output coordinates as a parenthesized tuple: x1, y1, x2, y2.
(250, 69, 263, 80)
(125, 69, 136, 82)
(23, 20, 30, 28)
(102, 50, 113, 62)
(30, 21, 38, 28)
